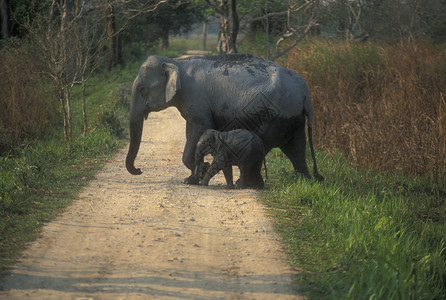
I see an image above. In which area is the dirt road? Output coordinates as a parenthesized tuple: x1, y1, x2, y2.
(0, 108, 303, 299)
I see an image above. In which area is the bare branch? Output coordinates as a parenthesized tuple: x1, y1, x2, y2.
(271, 19, 317, 62)
(245, 1, 311, 23)
(204, 0, 227, 17)
(127, 0, 168, 14)
(266, 0, 319, 61)
(66, 0, 96, 29)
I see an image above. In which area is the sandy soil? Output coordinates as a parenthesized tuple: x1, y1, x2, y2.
(0, 108, 303, 299)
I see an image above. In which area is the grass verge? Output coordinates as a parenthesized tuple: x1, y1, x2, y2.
(0, 133, 119, 270)
(0, 65, 135, 273)
(262, 149, 446, 299)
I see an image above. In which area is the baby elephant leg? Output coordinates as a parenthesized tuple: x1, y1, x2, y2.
(195, 161, 210, 181)
(223, 166, 234, 188)
(199, 162, 221, 186)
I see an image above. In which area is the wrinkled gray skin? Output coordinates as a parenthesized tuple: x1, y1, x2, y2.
(195, 129, 266, 189)
(126, 54, 323, 183)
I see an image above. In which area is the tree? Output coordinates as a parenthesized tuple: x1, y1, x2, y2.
(204, 0, 319, 59)
(315, 0, 446, 44)
(267, 0, 319, 61)
(0, 0, 50, 40)
(74, 3, 107, 135)
(0, 0, 9, 39)
(27, 0, 100, 140)
(204, 0, 239, 53)
(145, 0, 204, 49)
(105, 3, 123, 69)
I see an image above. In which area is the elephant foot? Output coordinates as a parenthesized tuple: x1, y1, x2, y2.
(235, 179, 264, 190)
(183, 174, 199, 185)
(199, 180, 209, 186)
(314, 173, 325, 182)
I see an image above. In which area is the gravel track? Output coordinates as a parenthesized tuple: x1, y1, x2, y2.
(0, 108, 303, 299)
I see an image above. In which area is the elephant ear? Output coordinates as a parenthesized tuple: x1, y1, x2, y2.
(214, 131, 223, 151)
(162, 62, 181, 103)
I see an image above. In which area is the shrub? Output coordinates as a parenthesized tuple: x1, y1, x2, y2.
(0, 41, 57, 153)
(286, 41, 446, 184)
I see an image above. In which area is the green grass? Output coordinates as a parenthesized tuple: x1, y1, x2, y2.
(0, 65, 136, 272)
(262, 149, 446, 299)
(0, 132, 118, 268)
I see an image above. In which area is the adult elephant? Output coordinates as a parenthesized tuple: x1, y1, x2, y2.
(125, 54, 323, 183)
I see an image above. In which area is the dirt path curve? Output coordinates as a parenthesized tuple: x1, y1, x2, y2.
(0, 108, 303, 299)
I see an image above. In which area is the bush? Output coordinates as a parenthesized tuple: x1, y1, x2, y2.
(98, 109, 126, 138)
(0, 41, 57, 153)
(286, 41, 446, 183)
(96, 84, 131, 139)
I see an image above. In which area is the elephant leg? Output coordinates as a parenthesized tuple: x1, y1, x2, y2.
(223, 166, 234, 188)
(243, 164, 264, 189)
(236, 168, 246, 189)
(183, 121, 208, 184)
(280, 126, 311, 179)
(251, 164, 265, 189)
(199, 161, 222, 186)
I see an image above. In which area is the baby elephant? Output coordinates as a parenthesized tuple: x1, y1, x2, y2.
(194, 129, 267, 189)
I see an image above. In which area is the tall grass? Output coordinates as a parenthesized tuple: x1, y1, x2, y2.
(285, 41, 446, 184)
(263, 149, 446, 299)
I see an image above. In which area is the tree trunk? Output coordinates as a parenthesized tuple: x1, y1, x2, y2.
(105, 4, 122, 70)
(161, 29, 169, 49)
(58, 87, 69, 141)
(202, 20, 207, 51)
(82, 76, 87, 136)
(0, 0, 10, 39)
(215, 0, 238, 54)
(61, 0, 76, 79)
(262, 0, 270, 59)
(217, 16, 229, 54)
(60, 0, 74, 141)
(228, 0, 238, 53)
(65, 90, 72, 140)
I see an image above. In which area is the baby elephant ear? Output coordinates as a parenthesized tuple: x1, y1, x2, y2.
(162, 62, 181, 103)
(214, 131, 223, 151)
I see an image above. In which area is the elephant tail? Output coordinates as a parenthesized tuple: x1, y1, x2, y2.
(305, 97, 324, 182)
(263, 156, 268, 181)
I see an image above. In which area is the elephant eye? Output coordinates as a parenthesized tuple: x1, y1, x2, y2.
(138, 86, 147, 95)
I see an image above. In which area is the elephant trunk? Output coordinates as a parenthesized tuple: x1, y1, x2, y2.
(126, 87, 145, 175)
(194, 143, 208, 180)
(126, 116, 144, 175)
